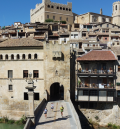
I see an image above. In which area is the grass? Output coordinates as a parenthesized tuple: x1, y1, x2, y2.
(0, 115, 26, 125)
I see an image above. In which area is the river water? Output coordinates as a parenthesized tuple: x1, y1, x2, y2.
(0, 123, 24, 129)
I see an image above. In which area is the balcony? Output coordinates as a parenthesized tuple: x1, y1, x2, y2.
(78, 69, 115, 76)
(78, 83, 115, 89)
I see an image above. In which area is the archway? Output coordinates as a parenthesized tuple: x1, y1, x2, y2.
(50, 83, 64, 101)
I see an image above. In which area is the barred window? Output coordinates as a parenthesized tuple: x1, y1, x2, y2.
(23, 70, 28, 78)
(33, 70, 39, 78)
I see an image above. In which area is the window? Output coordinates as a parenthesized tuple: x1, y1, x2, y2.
(83, 90, 89, 95)
(52, 25, 58, 31)
(24, 92, 28, 100)
(33, 70, 39, 78)
(117, 91, 120, 97)
(34, 54, 37, 59)
(116, 5, 117, 10)
(108, 91, 114, 97)
(11, 54, 14, 60)
(66, 18, 68, 21)
(100, 24, 102, 27)
(107, 24, 109, 28)
(53, 16, 55, 20)
(47, 15, 49, 19)
(90, 90, 98, 96)
(5, 54, 8, 60)
(117, 43, 119, 45)
(17, 54, 20, 59)
(69, 8, 71, 11)
(60, 17, 62, 20)
(60, 7, 62, 10)
(28, 54, 31, 59)
(24, 92, 39, 100)
(74, 24, 79, 28)
(93, 44, 95, 47)
(118, 65, 120, 72)
(8, 70, 13, 78)
(118, 56, 120, 60)
(34, 93, 39, 100)
(47, 5, 50, 8)
(57, 6, 59, 9)
(66, 8, 68, 11)
(22, 54, 25, 59)
(105, 38, 107, 40)
(51, 5, 54, 8)
(29, 27, 33, 29)
(8, 85, 13, 91)
(64, 38, 66, 43)
(23, 70, 28, 78)
(63, 7, 65, 10)
(87, 44, 89, 47)
(0, 55, 3, 60)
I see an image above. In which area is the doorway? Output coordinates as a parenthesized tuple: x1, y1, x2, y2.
(50, 83, 64, 101)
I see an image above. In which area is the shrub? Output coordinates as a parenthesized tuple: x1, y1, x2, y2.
(7, 120, 15, 124)
(3, 116, 9, 123)
(95, 116, 99, 120)
(45, 19, 54, 22)
(112, 124, 118, 129)
(108, 123, 112, 127)
(60, 21, 66, 24)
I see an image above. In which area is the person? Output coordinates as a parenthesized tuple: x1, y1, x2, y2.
(51, 103, 54, 111)
(44, 107, 48, 118)
(60, 105, 64, 117)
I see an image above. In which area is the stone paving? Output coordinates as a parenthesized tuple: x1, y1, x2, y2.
(30, 100, 77, 129)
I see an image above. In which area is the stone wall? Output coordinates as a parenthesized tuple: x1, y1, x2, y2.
(80, 104, 120, 126)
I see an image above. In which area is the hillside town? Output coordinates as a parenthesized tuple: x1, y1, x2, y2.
(0, 0, 120, 129)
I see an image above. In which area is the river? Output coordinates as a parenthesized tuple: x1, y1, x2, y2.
(0, 123, 24, 129)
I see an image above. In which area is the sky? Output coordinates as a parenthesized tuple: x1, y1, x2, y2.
(0, 0, 117, 27)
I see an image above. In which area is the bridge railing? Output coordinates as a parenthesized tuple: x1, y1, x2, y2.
(67, 90, 82, 129)
(24, 98, 46, 129)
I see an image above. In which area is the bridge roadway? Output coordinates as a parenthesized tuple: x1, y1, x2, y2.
(30, 100, 78, 129)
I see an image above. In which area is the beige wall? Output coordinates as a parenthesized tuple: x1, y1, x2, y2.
(0, 48, 45, 119)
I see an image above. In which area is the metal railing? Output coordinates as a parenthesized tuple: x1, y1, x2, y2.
(78, 69, 114, 74)
(78, 84, 114, 89)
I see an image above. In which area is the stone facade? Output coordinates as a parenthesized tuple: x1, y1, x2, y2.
(30, 0, 73, 24)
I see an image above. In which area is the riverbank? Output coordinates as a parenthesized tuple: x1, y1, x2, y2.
(89, 119, 120, 129)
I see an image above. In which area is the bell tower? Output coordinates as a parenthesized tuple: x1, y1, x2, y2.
(112, 1, 120, 25)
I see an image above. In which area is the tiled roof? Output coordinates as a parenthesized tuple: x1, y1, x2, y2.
(77, 50, 117, 61)
(0, 38, 43, 47)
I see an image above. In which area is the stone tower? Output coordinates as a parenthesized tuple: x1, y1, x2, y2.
(112, 1, 120, 25)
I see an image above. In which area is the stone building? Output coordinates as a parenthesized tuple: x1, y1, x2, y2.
(30, 0, 74, 24)
(74, 1, 120, 26)
(0, 38, 70, 119)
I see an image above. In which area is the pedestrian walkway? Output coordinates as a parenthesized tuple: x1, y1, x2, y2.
(30, 100, 77, 129)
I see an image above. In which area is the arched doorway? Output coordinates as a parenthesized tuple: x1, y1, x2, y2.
(50, 83, 64, 101)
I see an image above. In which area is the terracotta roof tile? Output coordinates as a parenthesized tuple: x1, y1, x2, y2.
(77, 50, 117, 61)
(0, 38, 43, 47)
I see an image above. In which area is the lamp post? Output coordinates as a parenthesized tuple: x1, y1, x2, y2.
(25, 72, 36, 125)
